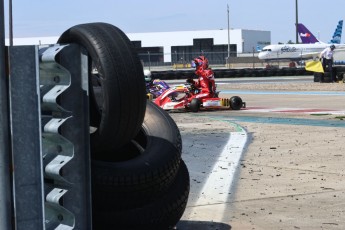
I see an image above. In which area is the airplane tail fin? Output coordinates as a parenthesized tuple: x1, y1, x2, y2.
(329, 20, 343, 44)
(297, 23, 319, 44)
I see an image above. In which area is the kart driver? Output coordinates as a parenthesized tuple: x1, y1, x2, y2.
(144, 69, 154, 91)
(187, 55, 216, 98)
(144, 69, 152, 83)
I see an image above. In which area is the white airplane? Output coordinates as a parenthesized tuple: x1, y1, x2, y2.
(257, 43, 340, 62)
(259, 21, 345, 62)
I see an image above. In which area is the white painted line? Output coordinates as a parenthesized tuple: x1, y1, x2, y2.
(243, 107, 345, 115)
(192, 125, 247, 206)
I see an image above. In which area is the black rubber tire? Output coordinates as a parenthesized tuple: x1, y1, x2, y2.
(336, 72, 344, 81)
(93, 160, 190, 230)
(92, 101, 182, 209)
(138, 101, 182, 153)
(58, 22, 146, 154)
(314, 72, 321, 82)
(189, 98, 201, 112)
(230, 96, 243, 110)
(324, 72, 331, 82)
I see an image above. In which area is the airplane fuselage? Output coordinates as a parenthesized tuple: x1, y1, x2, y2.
(258, 43, 338, 61)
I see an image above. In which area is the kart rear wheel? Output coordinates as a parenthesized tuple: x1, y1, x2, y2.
(230, 96, 243, 110)
(58, 23, 146, 154)
(189, 98, 201, 112)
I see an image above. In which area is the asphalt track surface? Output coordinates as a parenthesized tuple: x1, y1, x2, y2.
(171, 76, 345, 230)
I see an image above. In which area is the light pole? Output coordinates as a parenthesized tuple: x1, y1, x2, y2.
(147, 51, 151, 70)
(9, 0, 13, 46)
(227, 3, 230, 67)
(295, 0, 299, 44)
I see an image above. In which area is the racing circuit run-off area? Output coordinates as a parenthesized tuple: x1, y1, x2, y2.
(173, 78, 345, 230)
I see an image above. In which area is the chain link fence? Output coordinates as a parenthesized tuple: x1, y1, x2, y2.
(138, 51, 297, 70)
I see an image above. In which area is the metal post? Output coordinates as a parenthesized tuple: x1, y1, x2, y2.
(252, 47, 255, 69)
(148, 51, 151, 70)
(0, 0, 13, 229)
(295, 0, 299, 44)
(10, 45, 45, 230)
(227, 3, 230, 68)
(9, 0, 13, 46)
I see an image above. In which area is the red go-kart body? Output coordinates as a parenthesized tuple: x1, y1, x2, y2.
(153, 84, 245, 112)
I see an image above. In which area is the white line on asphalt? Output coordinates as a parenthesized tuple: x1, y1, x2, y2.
(242, 107, 345, 115)
(191, 124, 248, 206)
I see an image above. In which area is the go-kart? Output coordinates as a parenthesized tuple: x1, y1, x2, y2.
(153, 83, 246, 112)
(146, 79, 170, 99)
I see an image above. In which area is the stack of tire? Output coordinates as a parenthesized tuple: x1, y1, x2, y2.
(58, 23, 190, 229)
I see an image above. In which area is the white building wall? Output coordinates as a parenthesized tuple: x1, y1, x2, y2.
(127, 29, 269, 62)
(127, 30, 244, 62)
(7, 29, 270, 62)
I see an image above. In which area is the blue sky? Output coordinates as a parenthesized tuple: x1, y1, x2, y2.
(2, 0, 344, 44)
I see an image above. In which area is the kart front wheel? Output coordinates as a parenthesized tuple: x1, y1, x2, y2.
(230, 96, 243, 110)
(189, 98, 201, 112)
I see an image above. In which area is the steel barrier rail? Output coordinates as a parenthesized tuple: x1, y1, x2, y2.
(9, 44, 91, 229)
(10, 45, 46, 229)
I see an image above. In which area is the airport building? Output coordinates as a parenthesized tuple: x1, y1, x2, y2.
(6, 28, 270, 65)
(127, 29, 270, 64)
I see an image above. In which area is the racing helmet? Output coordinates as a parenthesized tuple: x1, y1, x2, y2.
(144, 69, 152, 82)
(193, 56, 209, 69)
(330, 44, 336, 50)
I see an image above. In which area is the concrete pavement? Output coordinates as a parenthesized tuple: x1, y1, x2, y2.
(173, 83, 345, 229)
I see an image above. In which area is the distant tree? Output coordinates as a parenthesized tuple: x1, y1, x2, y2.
(287, 40, 295, 44)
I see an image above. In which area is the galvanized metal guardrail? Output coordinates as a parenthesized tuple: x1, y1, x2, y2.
(8, 44, 91, 229)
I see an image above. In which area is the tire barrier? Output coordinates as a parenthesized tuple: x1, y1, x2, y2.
(313, 72, 322, 82)
(57, 23, 189, 229)
(58, 23, 147, 154)
(92, 101, 183, 211)
(151, 67, 311, 80)
(92, 102, 188, 229)
(314, 72, 332, 82)
(93, 160, 190, 230)
(314, 66, 345, 82)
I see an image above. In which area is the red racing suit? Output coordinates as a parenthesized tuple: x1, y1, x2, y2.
(193, 67, 216, 98)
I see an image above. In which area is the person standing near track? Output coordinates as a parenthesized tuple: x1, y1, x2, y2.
(319, 44, 336, 83)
